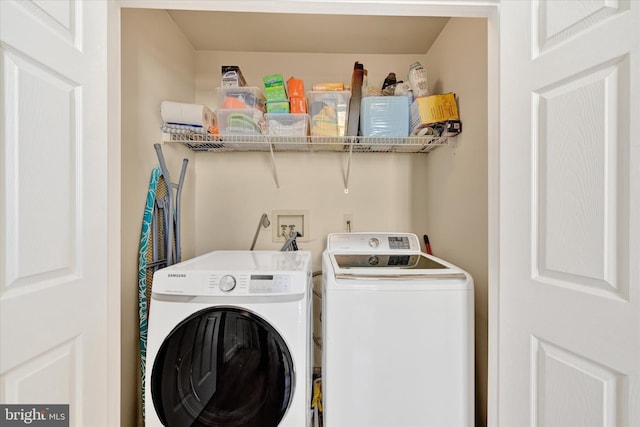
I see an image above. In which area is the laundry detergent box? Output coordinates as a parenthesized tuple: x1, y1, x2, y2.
(289, 96, 307, 114)
(263, 74, 288, 101)
(360, 96, 410, 137)
(287, 77, 305, 98)
(266, 100, 290, 113)
(221, 65, 247, 87)
(410, 92, 459, 133)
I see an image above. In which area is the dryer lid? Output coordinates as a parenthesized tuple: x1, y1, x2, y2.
(161, 250, 311, 272)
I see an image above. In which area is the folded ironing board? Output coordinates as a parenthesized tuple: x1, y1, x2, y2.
(138, 145, 187, 422)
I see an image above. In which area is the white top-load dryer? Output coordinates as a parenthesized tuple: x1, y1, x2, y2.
(322, 233, 474, 427)
(145, 250, 313, 427)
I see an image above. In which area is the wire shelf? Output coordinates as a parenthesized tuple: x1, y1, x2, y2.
(167, 133, 447, 154)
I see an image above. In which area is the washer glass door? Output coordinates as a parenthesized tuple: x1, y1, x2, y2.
(151, 306, 295, 427)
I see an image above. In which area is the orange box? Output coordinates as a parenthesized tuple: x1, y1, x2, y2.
(287, 77, 305, 98)
(290, 96, 307, 114)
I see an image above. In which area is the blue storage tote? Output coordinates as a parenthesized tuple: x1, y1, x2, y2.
(360, 96, 410, 137)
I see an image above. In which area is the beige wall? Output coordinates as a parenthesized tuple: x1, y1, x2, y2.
(121, 9, 489, 427)
(414, 17, 489, 426)
(193, 51, 437, 263)
(193, 51, 435, 366)
(120, 8, 197, 427)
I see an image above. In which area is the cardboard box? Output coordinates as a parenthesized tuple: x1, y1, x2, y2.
(289, 96, 307, 114)
(287, 77, 305, 97)
(433, 119, 462, 137)
(312, 82, 345, 91)
(410, 93, 459, 132)
(266, 100, 290, 113)
(221, 65, 247, 87)
(263, 74, 288, 101)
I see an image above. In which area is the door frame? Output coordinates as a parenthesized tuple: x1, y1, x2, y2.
(107, 2, 123, 426)
(108, 1, 501, 425)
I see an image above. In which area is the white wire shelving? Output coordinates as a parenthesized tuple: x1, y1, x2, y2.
(166, 133, 447, 153)
(164, 133, 449, 192)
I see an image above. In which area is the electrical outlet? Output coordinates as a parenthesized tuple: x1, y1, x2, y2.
(343, 214, 353, 232)
(272, 210, 309, 242)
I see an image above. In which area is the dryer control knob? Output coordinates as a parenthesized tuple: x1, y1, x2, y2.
(369, 238, 380, 248)
(219, 275, 236, 292)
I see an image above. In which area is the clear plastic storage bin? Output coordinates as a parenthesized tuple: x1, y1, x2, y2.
(218, 108, 264, 136)
(216, 86, 266, 111)
(308, 90, 351, 137)
(265, 113, 309, 137)
(360, 96, 410, 137)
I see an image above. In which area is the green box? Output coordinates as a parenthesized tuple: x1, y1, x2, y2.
(263, 74, 288, 101)
(266, 100, 290, 113)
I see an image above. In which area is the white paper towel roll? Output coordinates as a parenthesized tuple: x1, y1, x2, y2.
(160, 101, 216, 130)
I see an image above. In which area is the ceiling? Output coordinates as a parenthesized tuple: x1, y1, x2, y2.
(167, 10, 450, 54)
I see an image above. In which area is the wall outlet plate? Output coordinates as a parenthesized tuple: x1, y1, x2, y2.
(343, 213, 353, 232)
(272, 210, 309, 242)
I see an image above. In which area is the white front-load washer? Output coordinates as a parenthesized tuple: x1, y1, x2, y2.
(145, 250, 313, 427)
(322, 233, 474, 427)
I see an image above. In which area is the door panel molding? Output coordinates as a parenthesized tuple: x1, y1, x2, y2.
(1, 47, 80, 293)
(535, 0, 630, 57)
(499, 2, 639, 425)
(531, 336, 626, 427)
(533, 55, 630, 301)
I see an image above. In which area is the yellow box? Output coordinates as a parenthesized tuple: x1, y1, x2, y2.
(410, 93, 459, 131)
(312, 82, 345, 91)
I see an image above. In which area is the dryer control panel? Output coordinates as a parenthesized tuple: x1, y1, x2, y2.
(151, 250, 311, 297)
(152, 271, 303, 297)
(327, 232, 422, 253)
(206, 273, 293, 294)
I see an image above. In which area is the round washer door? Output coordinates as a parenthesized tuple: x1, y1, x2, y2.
(151, 306, 295, 427)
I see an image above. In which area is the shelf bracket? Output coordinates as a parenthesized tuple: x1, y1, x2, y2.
(343, 139, 355, 194)
(268, 143, 281, 189)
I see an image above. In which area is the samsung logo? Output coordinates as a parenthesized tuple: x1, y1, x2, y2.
(168, 273, 187, 278)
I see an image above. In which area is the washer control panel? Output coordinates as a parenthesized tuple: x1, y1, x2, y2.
(328, 232, 421, 253)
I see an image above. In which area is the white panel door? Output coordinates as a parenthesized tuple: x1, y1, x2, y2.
(0, 1, 110, 426)
(499, 1, 639, 426)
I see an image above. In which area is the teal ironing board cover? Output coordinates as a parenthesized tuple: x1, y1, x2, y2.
(138, 165, 162, 421)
